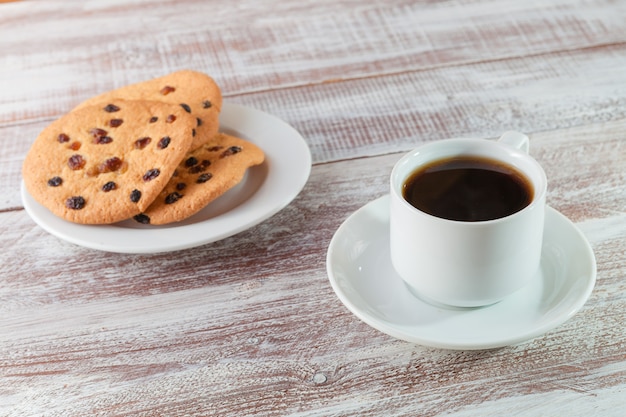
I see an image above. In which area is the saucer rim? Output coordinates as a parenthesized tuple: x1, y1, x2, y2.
(326, 195, 597, 350)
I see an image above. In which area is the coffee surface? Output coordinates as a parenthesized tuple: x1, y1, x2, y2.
(402, 156, 533, 221)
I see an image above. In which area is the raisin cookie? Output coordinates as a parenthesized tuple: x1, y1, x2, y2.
(73, 70, 222, 151)
(135, 132, 265, 225)
(22, 100, 197, 224)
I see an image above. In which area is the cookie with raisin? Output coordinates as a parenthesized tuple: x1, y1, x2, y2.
(136, 132, 265, 225)
(22, 100, 197, 224)
(73, 70, 222, 151)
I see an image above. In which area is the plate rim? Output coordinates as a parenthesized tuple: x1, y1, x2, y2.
(326, 195, 597, 350)
(21, 102, 312, 254)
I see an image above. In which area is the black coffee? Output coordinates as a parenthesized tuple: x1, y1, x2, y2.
(403, 156, 533, 221)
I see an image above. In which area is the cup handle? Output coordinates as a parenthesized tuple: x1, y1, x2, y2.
(497, 131, 529, 154)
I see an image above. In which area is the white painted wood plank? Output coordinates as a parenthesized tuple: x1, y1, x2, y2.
(231, 44, 626, 163)
(2, 144, 625, 415)
(1, 0, 625, 124)
(2, 1, 626, 415)
(4, 45, 626, 211)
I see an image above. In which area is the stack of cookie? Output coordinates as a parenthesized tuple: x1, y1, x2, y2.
(22, 70, 265, 225)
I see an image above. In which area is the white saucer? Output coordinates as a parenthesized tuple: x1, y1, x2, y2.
(326, 195, 596, 350)
(22, 103, 311, 254)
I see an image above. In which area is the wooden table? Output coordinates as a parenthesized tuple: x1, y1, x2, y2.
(1, 1, 625, 415)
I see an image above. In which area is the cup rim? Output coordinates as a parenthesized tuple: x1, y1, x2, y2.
(390, 138, 548, 225)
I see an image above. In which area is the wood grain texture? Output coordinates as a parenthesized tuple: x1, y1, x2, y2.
(4, 45, 626, 210)
(2, 133, 626, 415)
(1, 0, 625, 123)
(1, 0, 626, 416)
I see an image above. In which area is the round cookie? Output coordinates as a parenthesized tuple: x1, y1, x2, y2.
(73, 70, 222, 150)
(135, 132, 265, 225)
(23, 100, 197, 224)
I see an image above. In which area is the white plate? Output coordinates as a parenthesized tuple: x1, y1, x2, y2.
(22, 103, 311, 254)
(326, 195, 596, 350)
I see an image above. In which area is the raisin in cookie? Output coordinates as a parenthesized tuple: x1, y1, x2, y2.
(73, 70, 222, 151)
(135, 132, 265, 225)
(22, 100, 197, 224)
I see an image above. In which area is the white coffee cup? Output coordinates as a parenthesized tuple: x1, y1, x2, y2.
(389, 132, 547, 307)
